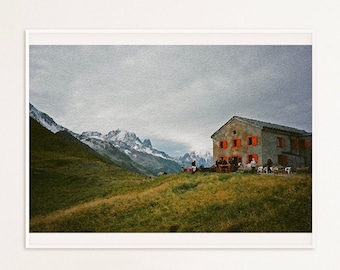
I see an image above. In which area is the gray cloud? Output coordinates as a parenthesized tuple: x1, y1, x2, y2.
(30, 45, 312, 156)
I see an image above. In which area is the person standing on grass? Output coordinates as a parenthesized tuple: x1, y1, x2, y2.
(250, 158, 256, 173)
(191, 160, 196, 174)
(267, 157, 273, 173)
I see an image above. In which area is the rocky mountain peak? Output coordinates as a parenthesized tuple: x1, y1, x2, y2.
(142, 139, 152, 148)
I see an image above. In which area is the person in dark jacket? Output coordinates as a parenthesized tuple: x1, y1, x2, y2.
(267, 157, 273, 173)
(191, 160, 196, 174)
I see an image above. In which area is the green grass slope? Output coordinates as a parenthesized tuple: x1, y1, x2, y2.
(30, 117, 146, 218)
(30, 169, 312, 232)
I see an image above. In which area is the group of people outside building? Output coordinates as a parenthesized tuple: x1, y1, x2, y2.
(184, 157, 274, 174)
(215, 157, 229, 172)
(215, 157, 240, 172)
(215, 156, 274, 174)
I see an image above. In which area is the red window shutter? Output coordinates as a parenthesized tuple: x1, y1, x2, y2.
(237, 139, 241, 147)
(219, 140, 227, 149)
(252, 136, 258, 146)
(277, 137, 285, 147)
(282, 138, 286, 147)
(305, 139, 311, 148)
(247, 136, 258, 146)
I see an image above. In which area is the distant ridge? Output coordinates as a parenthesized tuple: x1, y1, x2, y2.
(29, 103, 181, 175)
(29, 103, 66, 133)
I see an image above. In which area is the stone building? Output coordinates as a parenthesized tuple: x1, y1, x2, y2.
(211, 116, 312, 171)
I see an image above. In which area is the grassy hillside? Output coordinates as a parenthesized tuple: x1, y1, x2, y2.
(129, 150, 182, 175)
(30, 171, 312, 232)
(30, 117, 312, 233)
(30, 118, 146, 218)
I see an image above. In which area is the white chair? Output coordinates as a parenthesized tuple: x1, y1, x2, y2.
(285, 167, 291, 174)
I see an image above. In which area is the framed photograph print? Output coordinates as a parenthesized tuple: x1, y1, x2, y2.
(26, 30, 314, 248)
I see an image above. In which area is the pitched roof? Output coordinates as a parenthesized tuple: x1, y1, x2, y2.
(211, 115, 311, 138)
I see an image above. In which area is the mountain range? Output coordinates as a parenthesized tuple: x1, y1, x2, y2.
(178, 151, 214, 168)
(29, 103, 213, 175)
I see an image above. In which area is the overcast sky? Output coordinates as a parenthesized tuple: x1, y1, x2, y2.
(29, 45, 312, 157)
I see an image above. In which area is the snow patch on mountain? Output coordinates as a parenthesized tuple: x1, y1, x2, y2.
(29, 103, 66, 133)
(81, 129, 175, 161)
(81, 131, 105, 141)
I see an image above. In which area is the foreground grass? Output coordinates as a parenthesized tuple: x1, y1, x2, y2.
(30, 156, 148, 217)
(30, 173, 312, 232)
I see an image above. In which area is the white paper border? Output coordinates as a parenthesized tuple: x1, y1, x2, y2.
(28, 232, 313, 249)
(27, 29, 313, 45)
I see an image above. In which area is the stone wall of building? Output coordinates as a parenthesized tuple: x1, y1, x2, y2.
(212, 118, 263, 165)
(212, 117, 312, 172)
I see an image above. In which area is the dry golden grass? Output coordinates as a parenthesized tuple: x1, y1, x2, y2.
(30, 173, 312, 232)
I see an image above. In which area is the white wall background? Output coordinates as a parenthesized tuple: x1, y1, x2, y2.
(1, 0, 339, 269)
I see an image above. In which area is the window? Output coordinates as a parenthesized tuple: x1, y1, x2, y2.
(247, 153, 258, 164)
(247, 136, 258, 146)
(219, 140, 227, 149)
(305, 139, 311, 148)
(278, 154, 288, 166)
(277, 137, 285, 147)
(292, 139, 299, 149)
(232, 138, 241, 149)
(229, 155, 242, 165)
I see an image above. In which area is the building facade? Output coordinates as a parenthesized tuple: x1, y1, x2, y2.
(211, 116, 312, 171)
